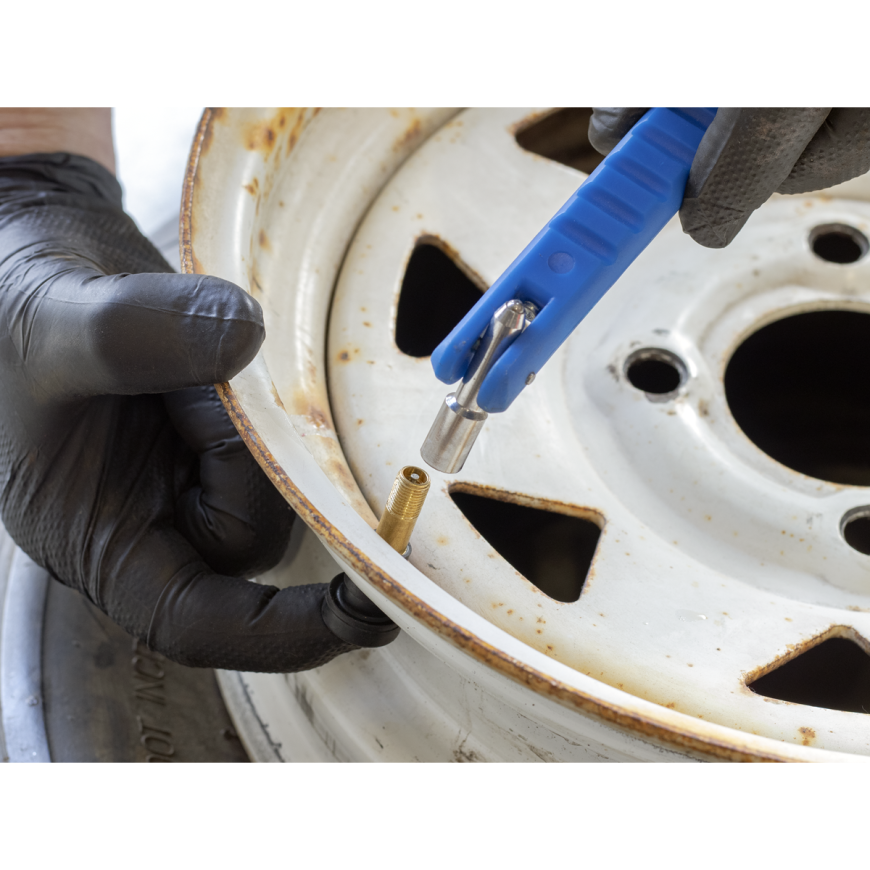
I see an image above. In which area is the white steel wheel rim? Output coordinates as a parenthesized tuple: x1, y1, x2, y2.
(183, 107, 870, 761)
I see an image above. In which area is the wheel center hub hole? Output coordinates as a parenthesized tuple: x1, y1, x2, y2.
(725, 310, 870, 485)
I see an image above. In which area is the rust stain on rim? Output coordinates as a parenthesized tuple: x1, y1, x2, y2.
(448, 480, 606, 529)
(413, 233, 488, 293)
(181, 108, 808, 764)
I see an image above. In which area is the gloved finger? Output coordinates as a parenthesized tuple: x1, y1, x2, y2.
(778, 108, 870, 195)
(680, 108, 831, 248)
(19, 269, 264, 398)
(588, 108, 650, 155)
(100, 522, 355, 671)
(163, 385, 294, 578)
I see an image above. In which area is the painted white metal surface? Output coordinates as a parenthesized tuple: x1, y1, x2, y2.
(220, 521, 698, 763)
(186, 108, 870, 761)
(328, 109, 870, 753)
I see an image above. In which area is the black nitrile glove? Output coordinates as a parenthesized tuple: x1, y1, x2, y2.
(589, 108, 870, 248)
(0, 152, 361, 671)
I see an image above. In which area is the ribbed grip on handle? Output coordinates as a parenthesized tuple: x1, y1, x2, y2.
(430, 107, 717, 414)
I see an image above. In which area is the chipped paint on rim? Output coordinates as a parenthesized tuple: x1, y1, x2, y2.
(181, 108, 864, 763)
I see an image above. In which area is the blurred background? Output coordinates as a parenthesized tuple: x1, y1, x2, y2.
(113, 107, 204, 265)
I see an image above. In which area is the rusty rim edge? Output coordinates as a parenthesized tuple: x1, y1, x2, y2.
(179, 108, 211, 276)
(179, 107, 800, 764)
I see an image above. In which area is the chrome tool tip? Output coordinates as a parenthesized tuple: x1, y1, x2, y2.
(421, 298, 535, 474)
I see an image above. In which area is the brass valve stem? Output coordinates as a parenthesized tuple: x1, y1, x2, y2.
(376, 466, 430, 555)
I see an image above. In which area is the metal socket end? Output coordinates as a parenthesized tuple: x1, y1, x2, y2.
(421, 299, 535, 474)
(420, 394, 486, 475)
(375, 466, 430, 555)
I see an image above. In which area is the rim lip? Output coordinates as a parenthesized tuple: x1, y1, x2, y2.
(181, 107, 850, 764)
(0, 546, 51, 762)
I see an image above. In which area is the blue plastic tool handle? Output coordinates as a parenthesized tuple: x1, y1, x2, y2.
(430, 107, 718, 413)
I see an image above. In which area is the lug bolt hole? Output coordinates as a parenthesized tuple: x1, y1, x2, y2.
(841, 507, 870, 555)
(810, 224, 868, 264)
(624, 348, 687, 399)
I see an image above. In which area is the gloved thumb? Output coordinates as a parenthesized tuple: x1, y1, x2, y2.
(680, 108, 830, 248)
(18, 269, 264, 397)
(101, 519, 356, 672)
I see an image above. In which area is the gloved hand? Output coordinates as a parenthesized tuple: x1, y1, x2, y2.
(0, 152, 363, 672)
(589, 108, 870, 248)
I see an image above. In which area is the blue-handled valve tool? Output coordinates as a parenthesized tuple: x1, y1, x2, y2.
(420, 107, 717, 474)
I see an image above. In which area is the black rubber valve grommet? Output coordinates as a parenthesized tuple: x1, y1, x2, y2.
(321, 574, 401, 648)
